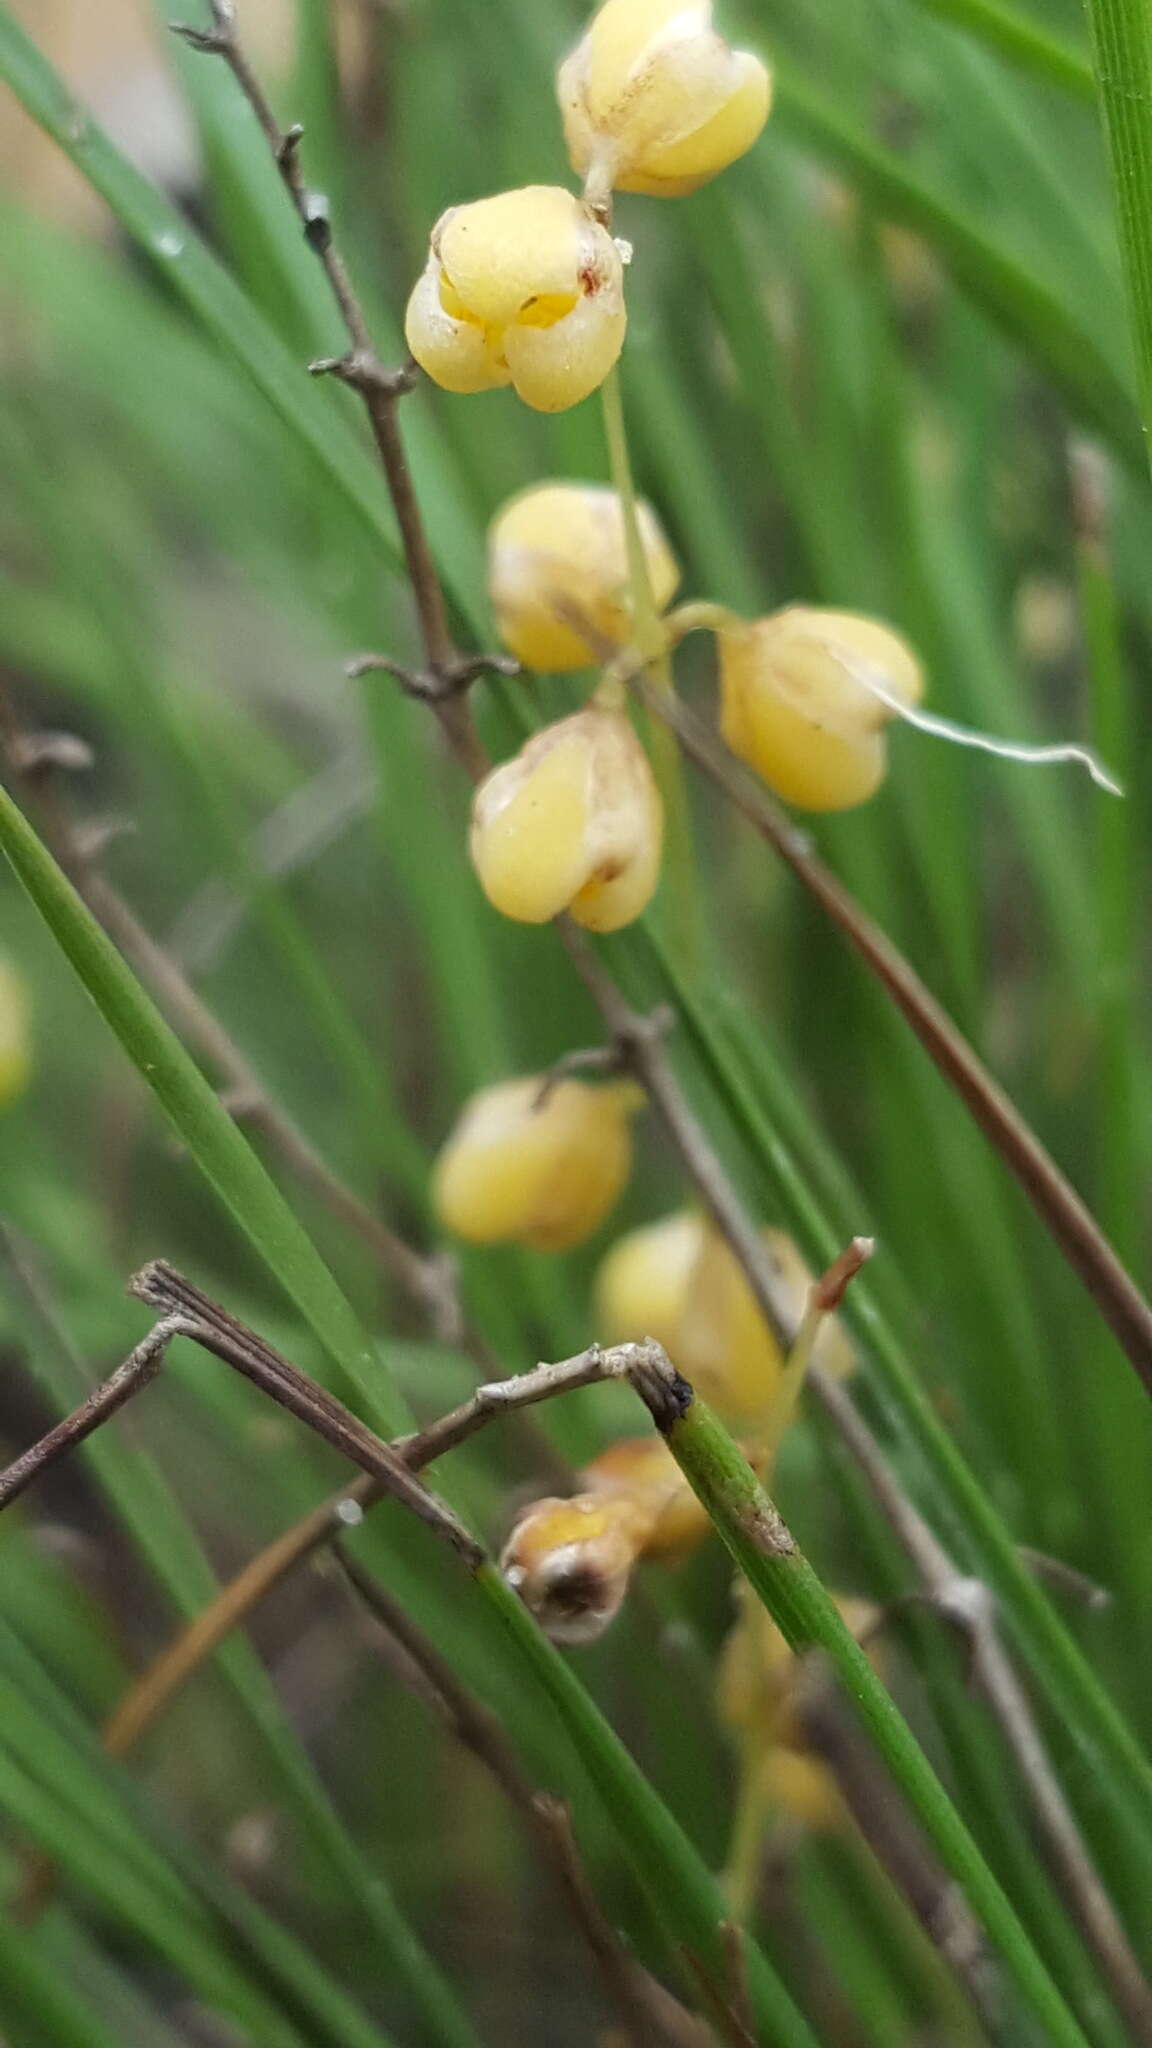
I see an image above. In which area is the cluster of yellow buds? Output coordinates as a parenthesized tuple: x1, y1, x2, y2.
(0, 961, 30, 1107)
(596, 1209, 855, 1416)
(718, 1587, 881, 1843)
(716, 606, 925, 812)
(467, 481, 679, 934)
(488, 481, 679, 672)
(432, 1074, 642, 1251)
(406, 0, 770, 412)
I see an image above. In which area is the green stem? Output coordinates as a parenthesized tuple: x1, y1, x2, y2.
(1082, 0, 1152, 464)
(655, 1389, 1093, 2048)
(600, 365, 701, 976)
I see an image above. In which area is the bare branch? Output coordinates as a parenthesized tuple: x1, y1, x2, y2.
(172, 2, 488, 776)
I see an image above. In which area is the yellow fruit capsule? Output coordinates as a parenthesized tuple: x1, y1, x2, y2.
(0, 962, 30, 1107)
(501, 1432, 706, 1641)
(405, 186, 627, 411)
(558, 0, 772, 199)
(488, 482, 680, 671)
(717, 606, 925, 812)
(432, 1075, 641, 1251)
(469, 706, 663, 932)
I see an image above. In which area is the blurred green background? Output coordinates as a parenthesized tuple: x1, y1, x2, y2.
(0, 0, 1150, 2040)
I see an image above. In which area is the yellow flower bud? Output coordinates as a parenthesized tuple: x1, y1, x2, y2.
(0, 962, 30, 1107)
(469, 706, 663, 932)
(597, 1210, 855, 1419)
(558, 0, 772, 198)
(405, 186, 627, 411)
(432, 1075, 641, 1251)
(488, 482, 680, 672)
(717, 606, 925, 812)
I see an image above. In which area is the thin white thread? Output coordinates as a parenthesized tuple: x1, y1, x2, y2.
(824, 640, 1124, 798)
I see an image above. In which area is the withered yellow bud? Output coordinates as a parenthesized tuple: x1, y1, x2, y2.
(718, 606, 925, 812)
(501, 1493, 650, 1644)
(502, 1433, 706, 1642)
(433, 1074, 641, 1251)
(405, 186, 627, 411)
(0, 962, 30, 1107)
(558, 0, 772, 198)
(488, 482, 680, 671)
(469, 706, 663, 932)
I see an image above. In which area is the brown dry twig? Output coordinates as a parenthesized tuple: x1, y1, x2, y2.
(170, 0, 506, 780)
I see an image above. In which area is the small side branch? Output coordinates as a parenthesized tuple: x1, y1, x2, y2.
(0, 1313, 190, 1510)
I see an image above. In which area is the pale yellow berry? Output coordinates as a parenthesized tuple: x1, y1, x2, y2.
(433, 1075, 641, 1251)
(597, 1210, 854, 1417)
(469, 706, 663, 932)
(595, 1209, 706, 1356)
(0, 962, 30, 1107)
(404, 186, 626, 411)
(717, 606, 925, 812)
(558, 0, 772, 199)
(488, 482, 680, 671)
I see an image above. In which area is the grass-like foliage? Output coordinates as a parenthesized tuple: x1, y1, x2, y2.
(0, 0, 1150, 2041)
